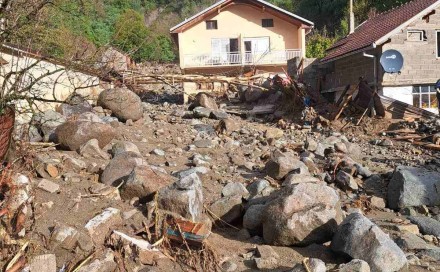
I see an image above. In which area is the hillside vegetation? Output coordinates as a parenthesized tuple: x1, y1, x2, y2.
(11, 0, 412, 62)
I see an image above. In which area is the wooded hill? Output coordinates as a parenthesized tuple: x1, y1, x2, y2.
(11, 0, 412, 63)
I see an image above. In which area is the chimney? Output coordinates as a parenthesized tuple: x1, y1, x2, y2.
(349, 0, 355, 34)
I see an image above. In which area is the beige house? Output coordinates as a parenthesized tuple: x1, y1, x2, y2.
(170, 0, 314, 74)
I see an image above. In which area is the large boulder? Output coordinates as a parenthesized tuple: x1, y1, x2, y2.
(121, 165, 173, 200)
(265, 154, 309, 180)
(100, 152, 145, 186)
(262, 183, 343, 246)
(33, 110, 66, 142)
(97, 87, 143, 121)
(331, 213, 407, 272)
(55, 121, 115, 151)
(388, 166, 440, 209)
(157, 173, 204, 222)
(192, 93, 218, 111)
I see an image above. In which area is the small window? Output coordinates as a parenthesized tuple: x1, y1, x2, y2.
(407, 30, 426, 41)
(262, 19, 274, 28)
(206, 20, 218, 30)
(436, 30, 440, 58)
(412, 85, 437, 109)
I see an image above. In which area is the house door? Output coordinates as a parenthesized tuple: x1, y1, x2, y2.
(229, 38, 239, 64)
(244, 37, 270, 64)
(212, 38, 240, 64)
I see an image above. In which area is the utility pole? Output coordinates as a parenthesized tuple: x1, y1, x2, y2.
(349, 0, 355, 34)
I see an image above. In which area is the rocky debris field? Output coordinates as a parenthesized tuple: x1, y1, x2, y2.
(1, 87, 440, 272)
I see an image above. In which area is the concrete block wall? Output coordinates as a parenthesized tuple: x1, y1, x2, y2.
(322, 48, 380, 92)
(382, 6, 440, 86)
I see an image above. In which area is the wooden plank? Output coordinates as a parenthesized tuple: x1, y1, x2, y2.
(413, 141, 440, 151)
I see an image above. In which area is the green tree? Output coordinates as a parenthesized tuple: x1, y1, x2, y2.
(112, 9, 151, 62)
(306, 29, 337, 58)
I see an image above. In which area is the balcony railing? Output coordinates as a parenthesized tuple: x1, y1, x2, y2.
(183, 49, 302, 68)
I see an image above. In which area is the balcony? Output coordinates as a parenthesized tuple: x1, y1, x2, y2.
(182, 49, 302, 68)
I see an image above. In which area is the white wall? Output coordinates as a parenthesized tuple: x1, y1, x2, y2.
(382, 86, 439, 114)
(0, 50, 104, 122)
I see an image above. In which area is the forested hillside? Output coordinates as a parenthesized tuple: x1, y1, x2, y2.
(12, 0, 412, 63)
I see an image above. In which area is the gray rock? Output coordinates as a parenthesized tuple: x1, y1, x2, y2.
(158, 173, 204, 222)
(417, 248, 440, 261)
(335, 171, 359, 191)
(193, 139, 214, 148)
(355, 164, 372, 178)
(121, 165, 173, 200)
(262, 183, 343, 246)
(210, 110, 228, 120)
(395, 232, 433, 250)
(379, 139, 393, 147)
(331, 213, 407, 272)
(290, 258, 326, 272)
(243, 204, 265, 230)
(222, 182, 249, 198)
(151, 149, 165, 156)
(55, 121, 115, 151)
(247, 179, 270, 198)
(193, 93, 218, 110)
(388, 166, 440, 209)
(338, 259, 370, 272)
(220, 260, 237, 272)
(282, 174, 320, 186)
(175, 167, 210, 179)
(98, 87, 143, 121)
(111, 141, 141, 157)
(244, 86, 264, 102)
(335, 142, 348, 153)
(305, 138, 318, 152)
(254, 245, 279, 270)
(79, 139, 110, 160)
(210, 195, 243, 223)
(77, 249, 117, 272)
(101, 116, 119, 123)
(193, 107, 212, 118)
(77, 112, 104, 123)
(33, 110, 66, 142)
(100, 152, 145, 186)
(28, 125, 43, 142)
(63, 156, 87, 171)
(408, 216, 440, 237)
(57, 100, 92, 118)
(265, 154, 309, 180)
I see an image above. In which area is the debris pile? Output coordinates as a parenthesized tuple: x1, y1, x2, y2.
(1, 83, 440, 272)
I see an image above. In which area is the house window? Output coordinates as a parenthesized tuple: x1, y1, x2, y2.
(436, 30, 440, 58)
(407, 30, 426, 41)
(412, 85, 437, 109)
(262, 19, 274, 28)
(206, 20, 218, 30)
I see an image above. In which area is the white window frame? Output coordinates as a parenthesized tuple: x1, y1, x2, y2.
(436, 30, 440, 58)
(407, 30, 424, 41)
(412, 85, 437, 109)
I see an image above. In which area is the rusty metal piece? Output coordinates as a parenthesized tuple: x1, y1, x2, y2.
(0, 106, 15, 162)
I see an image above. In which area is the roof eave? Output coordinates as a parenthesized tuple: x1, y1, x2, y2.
(320, 44, 376, 64)
(169, 0, 314, 33)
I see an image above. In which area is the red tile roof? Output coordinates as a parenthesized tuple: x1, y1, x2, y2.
(322, 0, 440, 63)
